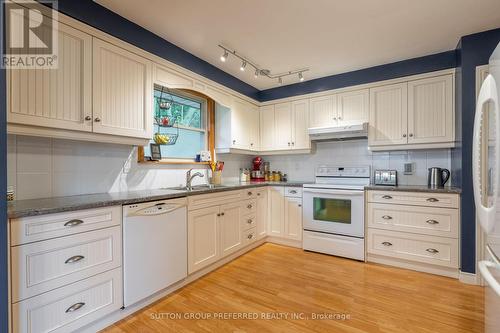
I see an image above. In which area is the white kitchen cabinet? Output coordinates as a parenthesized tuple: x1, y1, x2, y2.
(407, 74, 454, 145)
(8, 21, 92, 132)
(284, 197, 303, 241)
(291, 99, 311, 149)
(309, 94, 337, 128)
(259, 105, 275, 151)
(337, 89, 369, 125)
(219, 202, 243, 257)
(274, 102, 293, 149)
(92, 38, 153, 139)
(256, 188, 269, 239)
(248, 104, 260, 150)
(368, 82, 408, 146)
(268, 186, 285, 237)
(188, 206, 220, 274)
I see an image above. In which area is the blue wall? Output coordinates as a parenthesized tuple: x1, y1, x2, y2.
(454, 28, 500, 274)
(0, 2, 8, 331)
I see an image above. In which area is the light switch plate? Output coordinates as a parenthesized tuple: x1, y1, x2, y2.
(404, 162, 414, 175)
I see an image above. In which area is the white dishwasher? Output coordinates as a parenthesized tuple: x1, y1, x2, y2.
(123, 197, 187, 307)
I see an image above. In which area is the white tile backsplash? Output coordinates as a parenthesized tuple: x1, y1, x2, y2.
(7, 136, 452, 200)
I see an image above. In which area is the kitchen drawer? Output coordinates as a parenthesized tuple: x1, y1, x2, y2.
(242, 187, 258, 199)
(285, 186, 302, 198)
(367, 203, 459, 238)
(243, 227, 257, 245)
(367, 190, 459, 209)
(12, 268, 122, 333)
(188, 190, 242, 210)
(241, 199, 257, 215)
(241, 214, 257, 231)
(10, 205, 121, 246)
(11, 226, 122, 302)
(367, 229, 459, 268)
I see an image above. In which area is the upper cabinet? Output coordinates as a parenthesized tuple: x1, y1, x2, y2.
(369, 83, 408, 147)
(407, 75, 454, 145)
(309, 95, 337, 128)
(337, 89, 369, 125)
(92, 38, 153, 139)
(8, 22, 93, 132)
(291, 99, 311, 150)
(259, 105, 275, 151)
(274, 102, 293, 149)
(368, 74, 454, 150)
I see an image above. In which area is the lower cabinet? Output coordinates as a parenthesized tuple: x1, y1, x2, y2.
(219, 202, 243, 257)
(268, 186, 303, 241)
(255, 188, 268, 239)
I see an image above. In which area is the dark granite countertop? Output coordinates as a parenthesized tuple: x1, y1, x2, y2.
(7, 181, 311, 219)
(364, 184, 462, 194)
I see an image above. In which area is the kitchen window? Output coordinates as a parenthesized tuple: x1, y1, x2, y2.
(140, 87, 215, 163)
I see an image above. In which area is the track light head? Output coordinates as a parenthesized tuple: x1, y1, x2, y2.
(299, 72, 304, 82)
(278, 77, 283, 85)
(220, 50, 228, 62)
(240, 60, 247, 71)
(254, 69, 259, 78)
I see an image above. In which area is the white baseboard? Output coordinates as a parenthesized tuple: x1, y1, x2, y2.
(367, 254, 459, 279)
(266, 236, 302, 248)
(459, 271, 480, 285)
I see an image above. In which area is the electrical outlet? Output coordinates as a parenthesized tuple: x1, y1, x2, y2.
(404, 162, 414, 175)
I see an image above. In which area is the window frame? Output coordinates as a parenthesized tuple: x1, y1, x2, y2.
(138, 88, 215, 165)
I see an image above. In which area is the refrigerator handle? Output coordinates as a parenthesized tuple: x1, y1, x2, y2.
(479, 260, 500, 297)
(473, 74, 499, 233)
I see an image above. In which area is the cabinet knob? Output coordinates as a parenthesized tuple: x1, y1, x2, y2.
(247, 234, 254, 239)
(409, 133, 413, 137)
(382, 241, 393, 246)
(333, 117, 337, 120)
(232, 140, 236, 144)
(338, 116, 342, 120)
(247, 204, 253, 209)
(217, 213, 221, 217)
(257, 193, 261, 196)
(292, 142, 295, 145)
(402, 134, 407, 138)
(288, 142, 291, 146)
(247, 191, 253, 196)
(298, 204, 302, 207)
(250, 143, 254, 146)
(84, 116, 91, 121)
(221, 212, 225, 216)
(94, 117, 101, 122)
(247, 219, 253, 224)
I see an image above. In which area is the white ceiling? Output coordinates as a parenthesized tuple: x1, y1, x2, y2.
(95, 0, 500, 90)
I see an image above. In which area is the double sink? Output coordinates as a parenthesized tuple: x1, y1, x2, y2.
(165, 184, 229, 192)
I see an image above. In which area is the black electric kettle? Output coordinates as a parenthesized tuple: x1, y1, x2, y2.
(427, 167, 450, 187)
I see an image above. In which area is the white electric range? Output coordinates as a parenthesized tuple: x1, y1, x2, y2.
(303, 165, 370, 261)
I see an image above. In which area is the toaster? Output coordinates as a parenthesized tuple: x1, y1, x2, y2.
(374, 170, 397, 186)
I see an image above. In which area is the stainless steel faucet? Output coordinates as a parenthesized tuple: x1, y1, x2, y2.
(186, 169, 204, 191)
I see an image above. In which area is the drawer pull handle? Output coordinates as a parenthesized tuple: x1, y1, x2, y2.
(426, 219, 439, 225)
(382, 215, 392, 220)
(426, 197, 439, 202)
(247, 219, 253, 224)
(65, 255, 85, 264)
(382, 241, 393, 246)
(382, 195, 393, 199)
(247, 204, 253, 209)
(247, 234, 254, 239)
(290, 190, 297, 194)
(65, 302, 85, 313)
(64, 219, 84, 227)
(426, 248, 439, 254)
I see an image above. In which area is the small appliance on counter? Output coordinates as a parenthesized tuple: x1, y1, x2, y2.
(374, 170, 397, 186)
(250, 156, 265, 181)
(427, 167, 450, 187)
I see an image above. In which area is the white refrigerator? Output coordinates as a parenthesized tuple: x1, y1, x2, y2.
(473, 41, 500, 333)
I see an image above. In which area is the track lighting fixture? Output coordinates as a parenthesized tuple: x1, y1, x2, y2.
(220, 50, 228, 62)
(217, 45, 309, 84)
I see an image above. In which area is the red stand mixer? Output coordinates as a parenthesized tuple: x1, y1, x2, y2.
(251, 156, 265, 181)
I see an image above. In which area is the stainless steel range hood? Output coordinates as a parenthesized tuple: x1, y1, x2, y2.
(308, 122, 368, 141)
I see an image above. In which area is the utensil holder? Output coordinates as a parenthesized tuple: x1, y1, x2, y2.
(210, 171, 222, 185)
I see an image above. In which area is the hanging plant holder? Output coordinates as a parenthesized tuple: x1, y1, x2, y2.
(153, 86, 180, 145)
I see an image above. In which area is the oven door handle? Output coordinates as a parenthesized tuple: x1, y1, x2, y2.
(303, 188, 364, 196)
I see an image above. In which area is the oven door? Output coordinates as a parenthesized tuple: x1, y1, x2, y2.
(303, 188, 365, 237)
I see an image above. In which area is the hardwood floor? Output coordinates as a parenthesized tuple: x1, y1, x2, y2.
(102, 243, 484, 333)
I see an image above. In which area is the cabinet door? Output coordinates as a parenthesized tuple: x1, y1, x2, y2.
(284, 197, 303, 241)
(248, 104, 260, 150)
(291, 99, 311, 150)
(92, 38, 153, 139)
(230, 98, 249, 149)
(274, 102, 293, 149)
(407, 75, 454, 144)
(8, 22, 92, 132)
(268, 187, 285, 236)
(309, 95, 337, 128)
(219, 202, 242, 257)
(260, 105, 275, 151)
(188, 206, 220, 274)
(256, 188, 269, 239)
(337, 89, 369, 125)
(369, 83, 408, 146)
